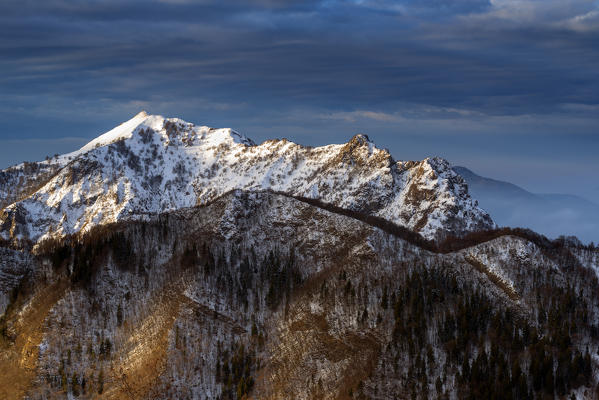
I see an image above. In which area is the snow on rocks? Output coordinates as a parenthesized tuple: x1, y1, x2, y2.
(0, 112, 494, 244)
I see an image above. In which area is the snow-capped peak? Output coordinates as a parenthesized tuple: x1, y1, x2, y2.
(79, 111, 152, 153)
(53, 112, 255, 165)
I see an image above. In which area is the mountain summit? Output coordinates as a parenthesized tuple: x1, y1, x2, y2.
(0, 112, 494, 243)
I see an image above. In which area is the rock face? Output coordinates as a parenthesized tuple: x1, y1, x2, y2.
(0, 112, 493, 244)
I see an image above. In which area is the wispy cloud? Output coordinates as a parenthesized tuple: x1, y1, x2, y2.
(323, 110, 403, 122)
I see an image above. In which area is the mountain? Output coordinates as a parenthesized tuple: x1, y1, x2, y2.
(453, 166, 599, 244)
(0, 112, 493, 245)
(1, 114, 599, 399)
(0, 189, 598, 399)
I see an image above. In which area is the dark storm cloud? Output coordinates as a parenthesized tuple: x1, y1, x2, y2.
(0, 0, 598, 208)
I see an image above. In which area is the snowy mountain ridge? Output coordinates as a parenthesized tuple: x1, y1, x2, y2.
(0, 112, 494, 244)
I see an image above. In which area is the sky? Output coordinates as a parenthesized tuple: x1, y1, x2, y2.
(0, 0, 598, 203)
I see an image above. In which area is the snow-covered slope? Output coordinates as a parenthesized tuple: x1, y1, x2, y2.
(0, 112, 494, 243)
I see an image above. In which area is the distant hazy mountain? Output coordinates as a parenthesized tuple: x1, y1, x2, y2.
(454, 166, 599, 244)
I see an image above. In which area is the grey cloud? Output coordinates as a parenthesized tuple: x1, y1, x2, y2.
(0, 0, 597, 207)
